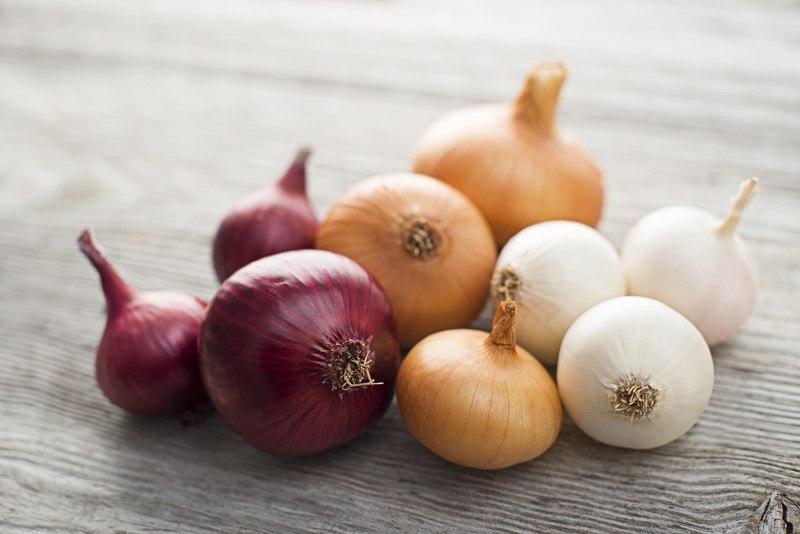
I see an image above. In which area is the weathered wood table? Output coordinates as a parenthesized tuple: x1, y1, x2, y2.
(2, 0, 799, 531)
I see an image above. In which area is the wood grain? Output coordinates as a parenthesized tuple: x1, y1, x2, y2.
(1, 0, 799, 532)
(757, 493, 800, 534)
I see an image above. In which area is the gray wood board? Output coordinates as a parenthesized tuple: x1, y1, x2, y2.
(1, 0, 799, 532)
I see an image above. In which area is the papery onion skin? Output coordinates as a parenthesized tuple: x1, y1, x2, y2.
(213, 147, 318, 282)
(316, 173, 496, 348)
(491, 221, 625, 366)
(78, 229, 208, 416)
(200, 249, 400, 456)
(557, 296, 714, 450)
(413, 63, 603, 246)
(396, 301, 562, 469)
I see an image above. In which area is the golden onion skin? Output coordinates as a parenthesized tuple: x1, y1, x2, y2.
(316, 173, 496, 348)
(396, 302, 562, 469)
(413, 64, 603, 246)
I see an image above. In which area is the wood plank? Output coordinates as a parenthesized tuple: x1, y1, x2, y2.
(1, 0, 799, 532)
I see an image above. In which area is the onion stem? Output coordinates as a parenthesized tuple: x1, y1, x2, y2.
(77, 229, 135, 317)
(717, 177, 759, 237)
(513, 63, 567, 136)
(277, 146, 312, 194)
(488, 300, 517, 350)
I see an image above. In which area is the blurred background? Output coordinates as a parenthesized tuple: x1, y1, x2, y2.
(2, 0, 799, 532)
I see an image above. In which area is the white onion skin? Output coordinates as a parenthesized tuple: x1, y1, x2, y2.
(622, 206, 758, 345)
(491, 221, 625, 366)
(557, 296, 714, 450)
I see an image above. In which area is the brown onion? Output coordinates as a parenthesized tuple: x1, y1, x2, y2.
(413, 63, 604, 246)
(396, 301, 562, 469)
(316, 173, 496, 348)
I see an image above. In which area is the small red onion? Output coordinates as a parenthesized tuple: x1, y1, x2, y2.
(212, 147, 319, 282)
(200, 249, 399, 455)
(78, 229, 208, 416)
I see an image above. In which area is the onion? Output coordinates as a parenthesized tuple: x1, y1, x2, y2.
(557, 296, 714, 449)
(316, 173, 496, 348)
(200, 249, 400, 455)
(622, 178, 759, 345)
(396, 301, 562, 469)
(490, 221, 625, 365)
(77, 229, 208, 416)
(413, 63, 603, 246)
(212, 147, 318, 281)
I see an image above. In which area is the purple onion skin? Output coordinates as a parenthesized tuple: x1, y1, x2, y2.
(97, 291, 208, 415)
(79, 230, 209, 416)
(213, 147, 319, 282)
(200, 249, 400, 456)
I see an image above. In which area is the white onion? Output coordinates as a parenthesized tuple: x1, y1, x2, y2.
(490, 221, 625, 365)
(557, 296, 714, 449)
(622, 178, 759, 345)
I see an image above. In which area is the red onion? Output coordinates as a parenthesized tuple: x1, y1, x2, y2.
(78, 229, 208, 416)
(200, 249, 399, 455)
(212, 147, 319, 281)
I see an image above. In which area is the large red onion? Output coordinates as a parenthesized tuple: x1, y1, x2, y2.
(200, 249, 399, 455)
(78, 229, 208, 416)
(212, 147, 319, 282)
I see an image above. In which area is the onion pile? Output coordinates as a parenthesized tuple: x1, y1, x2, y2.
(76, 66, 763, 468)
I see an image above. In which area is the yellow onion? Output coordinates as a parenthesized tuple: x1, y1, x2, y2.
(396, 301, 562, 469)
(413, 63, 603, 245)
(316, 173, 496, 348)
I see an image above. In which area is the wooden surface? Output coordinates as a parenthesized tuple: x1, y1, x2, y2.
(1, 0, 799, 532)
